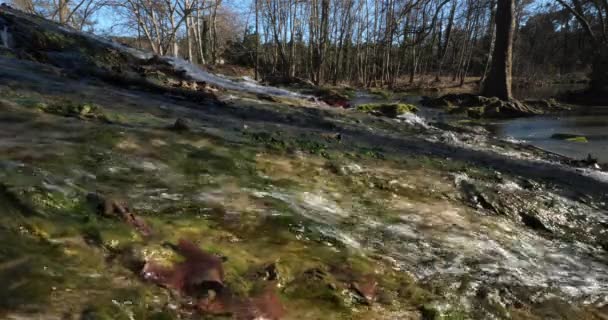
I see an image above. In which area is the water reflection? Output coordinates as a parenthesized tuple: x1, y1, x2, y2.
(491, 106, 608, 163)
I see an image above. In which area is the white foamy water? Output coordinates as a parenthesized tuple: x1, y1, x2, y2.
(397, 112, 430, 128)
(251, 189, 349, 225)
(248, 182, 608, 304)
(164, 57, 312, 99)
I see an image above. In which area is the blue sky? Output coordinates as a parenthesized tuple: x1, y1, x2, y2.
(94, 0, 254, 35)
(91, 0, 559, 36)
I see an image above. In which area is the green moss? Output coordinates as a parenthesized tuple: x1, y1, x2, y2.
(245, 131, 331, 157)
(551, 133, 589, 143)
(37, 100, 109, 121)
(356, 103, 417, 118)
(31, 29, 77, 51)
(283, 267, 349, 310)
(368, 88, 393, 99)
(566, 136, 588, 143)
(466, 107, 485, 119)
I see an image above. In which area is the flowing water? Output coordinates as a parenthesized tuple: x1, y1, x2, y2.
(1, 9, 607, 317)
(353, 88, 608, 164)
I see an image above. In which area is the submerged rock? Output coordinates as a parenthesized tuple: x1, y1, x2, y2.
(551, 133, 588, 143)
(88, 193, 152, 237)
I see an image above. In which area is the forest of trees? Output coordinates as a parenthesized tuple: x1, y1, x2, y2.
(8, 0, 608, 95)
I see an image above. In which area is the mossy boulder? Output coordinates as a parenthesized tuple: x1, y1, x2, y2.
(357, 103, 418, 118)
(421, 94, 548, 119)
(551, 133, 588, 143)
(313, 87, 353, 107)
(36, 101, 108, 121)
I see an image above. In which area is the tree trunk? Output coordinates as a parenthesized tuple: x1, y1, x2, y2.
(436, 0, 456, 82)
(481, 0, 514, 100)
(481, 0, 497, 83)
(590, 45, 608, 94)
(58, 0, 69, 24)
(211, 0, 221, 64)
(254, 0, 259, 80)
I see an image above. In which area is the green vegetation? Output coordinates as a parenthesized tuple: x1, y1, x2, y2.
(357, 103, 418, 118)
(566, 136, 589, 143)
(551, 133, 589, 143)
(35, 101, 109, 121)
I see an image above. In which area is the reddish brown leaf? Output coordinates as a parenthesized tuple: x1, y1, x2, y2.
(142, 239, 224, 297)
(352, 274, 378, 305)
(142, 240, 284, 319)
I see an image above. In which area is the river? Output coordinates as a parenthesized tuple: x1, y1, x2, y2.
(352, 86, 608, 164)
(489, 107, 608, 163)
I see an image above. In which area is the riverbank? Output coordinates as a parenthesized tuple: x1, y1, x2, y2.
(1, 7, 607, 320)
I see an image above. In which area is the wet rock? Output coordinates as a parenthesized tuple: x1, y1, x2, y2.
(338, 163, 363, 175)
(520, 179, 542, 191)
(357, 103, 418, 118)
(168, 118, 191, 132)
(568, 153, 601, 169)
(257, 93, 281, 103)
(519, 212, 551, 233)
(458, 180, 499, 213)
(257, 263, 280, 282)
(178, 80, 198, 90)
(313, 88, 351, 108)
(87, 193, 152, 237)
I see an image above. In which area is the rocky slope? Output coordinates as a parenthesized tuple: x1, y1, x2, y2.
(0, 6, 607, 320)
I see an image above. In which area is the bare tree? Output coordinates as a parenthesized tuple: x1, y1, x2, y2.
(556, 0, 608, 94)
(482, 0, 515, 100)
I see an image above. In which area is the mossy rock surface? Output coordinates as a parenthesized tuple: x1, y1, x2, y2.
(421, 94, 549, 119)
(36, 101, 108, 121)
(310, 87, 354, 107)
(357, 103, 418, 118)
